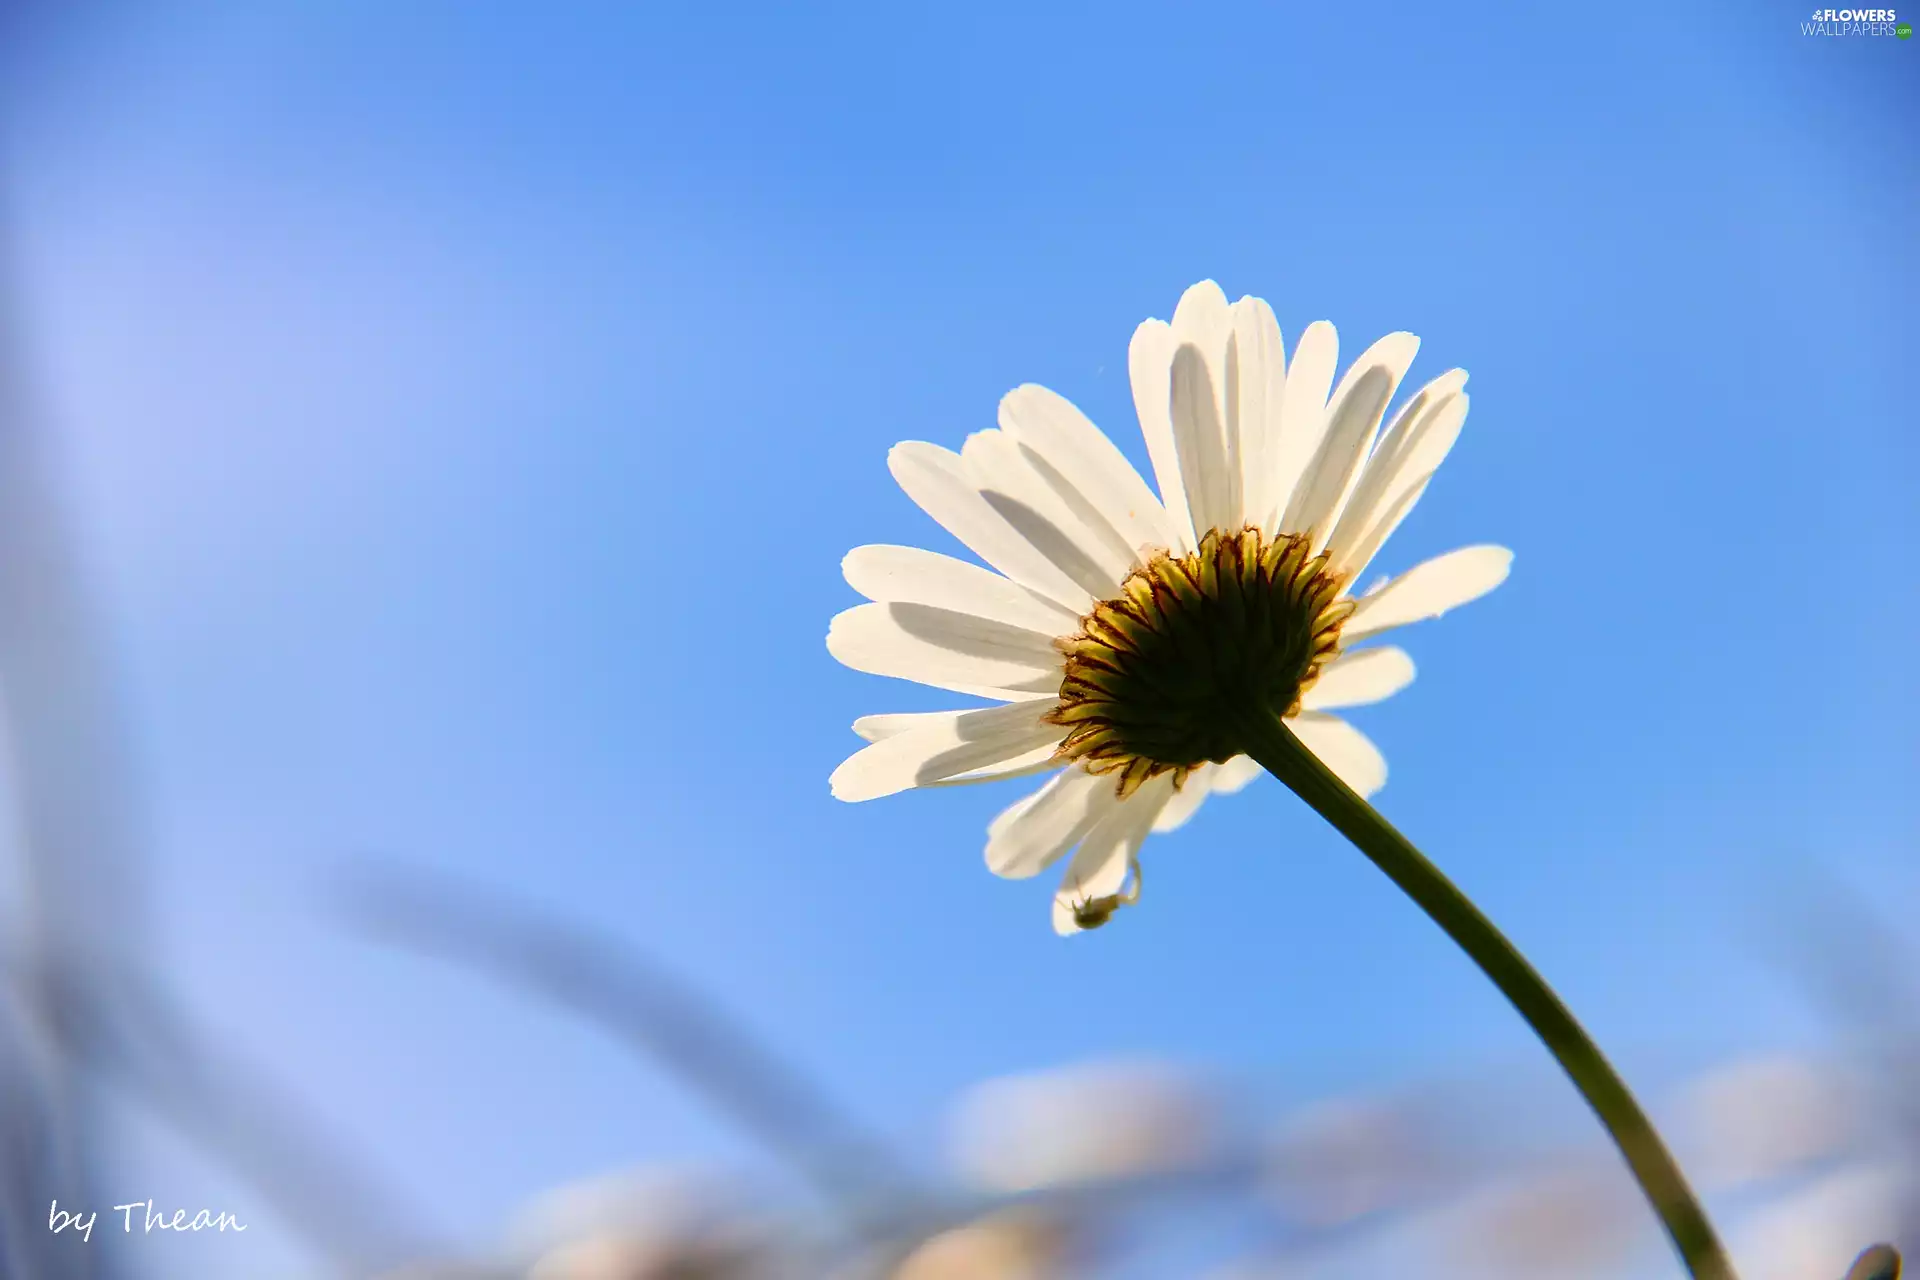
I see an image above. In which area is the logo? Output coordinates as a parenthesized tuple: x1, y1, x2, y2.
(1802, 5, 1906, 32)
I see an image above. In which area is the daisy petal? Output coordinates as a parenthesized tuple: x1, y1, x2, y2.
(1265, 320, 1338, 529)
(961, 430, 1132, 597)
(997, 384, 1172, 562)
(1052, 777, 1172, 935)
(855, 721, 1067, 777)
(1301, 646, 1416, 710)
(1209, 754, 1264, 794)
(1170, 282, 1237, 525)
(1170, 344, 1236, 539)
(986, 768, 1118, 879)
(1344, 546, 1513, 642)
(1170, 280, 1234, 357)
(1152, 768, 1215, 833)
(1010, 441, 1148, 582)
(922, 744, 1063, 787)
(1283, 333, 1418, 546)
(1229, 297, 1286, 533)
(1287, 712, 1389, 797)
(888, 442, 1094, 613)
(827, 602, 1063, 697)
(1280, 363, 1393, 543)
(1055, 818, 1137, 907)
(1324, 378, 1469, 577)
(843, 545, 1078, 635)
(853, 710, 950, 742)
(1331, 477, 1430, 596)
(1315, 333, 1421, 538)
(1129, 319, 1196, 553)
(830, 700, 1063, 802)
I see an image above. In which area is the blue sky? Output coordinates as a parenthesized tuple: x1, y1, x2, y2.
(4, 1, 1916, 1275)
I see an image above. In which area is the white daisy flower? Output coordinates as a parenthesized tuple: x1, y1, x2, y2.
(827, 281, 1511, 935)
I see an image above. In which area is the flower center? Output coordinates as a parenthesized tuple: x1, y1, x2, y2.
(1045, 527, 1353, 798)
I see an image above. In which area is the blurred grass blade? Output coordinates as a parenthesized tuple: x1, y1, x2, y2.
(0, 152, 438, 1274)
(343, 862, 925, 1236)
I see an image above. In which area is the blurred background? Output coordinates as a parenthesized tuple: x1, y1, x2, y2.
(0, 1, 1913, 1276)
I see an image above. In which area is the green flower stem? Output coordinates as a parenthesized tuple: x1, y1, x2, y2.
(1232, 708, 1736, 1280)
